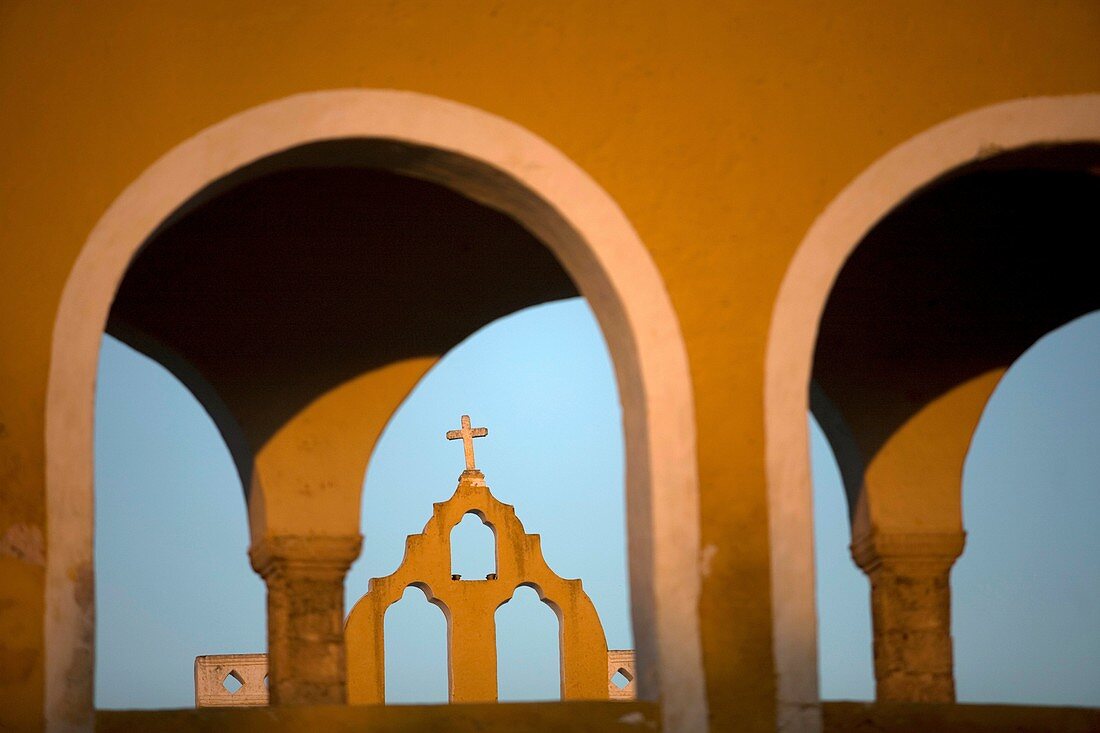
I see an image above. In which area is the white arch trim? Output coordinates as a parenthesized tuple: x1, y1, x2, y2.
(46, 90, 705, 731)
(765, 94, 1100, 732)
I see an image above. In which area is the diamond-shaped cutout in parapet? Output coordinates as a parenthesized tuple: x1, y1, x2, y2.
(607, 650, 636, 700)
(196, 654, 269, 707)
(223, 670, 244, 694)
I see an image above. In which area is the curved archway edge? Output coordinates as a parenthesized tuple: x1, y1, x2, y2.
(45, 90, 705, 731)
(765, 94, 1100, 731)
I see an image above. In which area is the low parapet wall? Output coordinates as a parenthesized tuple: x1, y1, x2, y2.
(194, 654, 269, 707)
(194, 650, 636, 707)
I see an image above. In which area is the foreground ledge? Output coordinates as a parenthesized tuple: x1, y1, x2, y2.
(97, 701, 1100, 732)
(96, 701, 661, 733)
(823, 701, 1100, 733)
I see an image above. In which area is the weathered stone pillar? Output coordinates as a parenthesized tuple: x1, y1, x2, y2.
(851, 530, 965, 702)
(250, 534, 362, 705)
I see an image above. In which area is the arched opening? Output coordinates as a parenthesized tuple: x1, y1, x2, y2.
(94, 335, 264, 709)
(344, 299, 632, 692)
(450, 513, 497, 581)
(954, 311, 1100, 705)
(47, 90, 702, 729)
(809, 141, 1099, 703)
(495, 585, 561, 702)
(383, 586, 447, 704)
(765, 95, 1100, 731)
(104, 152, 620, 709)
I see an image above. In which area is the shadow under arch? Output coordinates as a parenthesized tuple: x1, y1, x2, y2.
(764, 94, 1100, 732)
(46, 89, 703, 732)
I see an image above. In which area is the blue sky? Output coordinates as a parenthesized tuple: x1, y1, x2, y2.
(94, 299, 1099, 709)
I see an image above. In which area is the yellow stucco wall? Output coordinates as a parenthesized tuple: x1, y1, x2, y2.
(1, 2, 1098, 730)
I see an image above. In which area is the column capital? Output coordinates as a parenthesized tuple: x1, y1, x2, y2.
(249, 534, 362, 579)
(851, 530, 965, 575)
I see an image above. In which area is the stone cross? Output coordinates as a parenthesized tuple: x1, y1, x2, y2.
(446, 414, 488, 471)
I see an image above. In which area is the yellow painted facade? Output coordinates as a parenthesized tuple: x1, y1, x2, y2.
(1, 2, 1098, 731)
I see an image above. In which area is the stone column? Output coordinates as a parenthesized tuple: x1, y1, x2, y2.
(250, 534, 362, 705)
(851, 530, 965, 702)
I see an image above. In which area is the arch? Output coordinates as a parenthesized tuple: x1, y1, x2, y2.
(383, 585, 448, 704)
(450, 511, 497, 580)
(764, 94, 1100, 732)
(496, 584, 561, 702)
(345, 297, 629, 647)
(46, 90, 703, 731)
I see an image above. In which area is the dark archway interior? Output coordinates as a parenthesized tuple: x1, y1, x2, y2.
(811, 143, 1100, 510)
(108, 150, 578, 480)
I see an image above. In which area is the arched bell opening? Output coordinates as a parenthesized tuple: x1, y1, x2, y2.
(383, 585, 448, 704)
(450, 512, 498, 581)
(495, 585, 562, 702)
